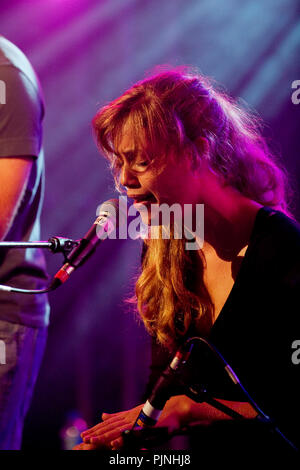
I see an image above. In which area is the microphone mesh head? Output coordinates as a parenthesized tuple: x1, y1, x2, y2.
(96, 197, 131, 241)
(98, 198, 119, 219)
(96, 197, 129, 241)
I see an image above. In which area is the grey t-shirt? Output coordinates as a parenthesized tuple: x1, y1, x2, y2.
(0, 36, 49, 328)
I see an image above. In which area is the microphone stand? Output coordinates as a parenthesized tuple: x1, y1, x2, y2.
(0, 238, 79, 252)
(185, 337, 298, 452)
(121, 387, 248, 451)
(0, 237, 79, 294)
(122, 388, 298, 454)
(122, 337, 298, 453)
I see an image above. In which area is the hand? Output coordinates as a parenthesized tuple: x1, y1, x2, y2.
(80, 404, 144, 450)
(75, 396, 257, 451)
(78, 396, 188, 451)
(154, 395, 189, 432)
(73, 442, 99, 450)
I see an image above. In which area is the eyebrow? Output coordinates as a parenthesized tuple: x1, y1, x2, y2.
(114, 149, 137, 161)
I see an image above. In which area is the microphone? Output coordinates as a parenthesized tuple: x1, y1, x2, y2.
(50, 199, 119, 288)
(132, 342, 194, 430)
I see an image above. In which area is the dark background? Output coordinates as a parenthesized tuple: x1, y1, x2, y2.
(0, 0, 299, 449)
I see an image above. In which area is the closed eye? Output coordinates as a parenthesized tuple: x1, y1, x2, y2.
(131, 160, 151, 173)
(113, 151, 151, 173)
(135, 161, 149, 167)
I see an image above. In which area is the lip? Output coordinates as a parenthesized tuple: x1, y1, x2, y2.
(128, 193, 157, 204)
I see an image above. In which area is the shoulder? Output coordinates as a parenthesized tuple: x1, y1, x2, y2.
(248, 207, 300, 288)
(0, 37, 42, 93)
(252, 207, 300, 254)
(0, 64, 44, 114)
(0, 42, 44, 157)
(0, 37, 44, 116)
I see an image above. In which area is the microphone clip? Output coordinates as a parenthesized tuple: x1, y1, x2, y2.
(48, 236, 80, 259)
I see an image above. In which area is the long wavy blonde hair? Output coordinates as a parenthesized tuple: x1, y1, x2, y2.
(93, 66, 293, 351)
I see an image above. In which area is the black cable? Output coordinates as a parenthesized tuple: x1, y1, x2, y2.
(184, 336, 298, 452)
(0, 284, 58, 294)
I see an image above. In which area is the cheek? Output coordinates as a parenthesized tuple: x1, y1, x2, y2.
(140, 174, 160, 194)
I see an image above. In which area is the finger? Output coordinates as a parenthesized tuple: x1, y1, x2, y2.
(111, 436, 124, 450)
(102, 408, 139, 420)
(81, 417, 127, 441)
(86, 425, 127, 445)
(81, 414, 125, 437)
(88, 424, 131, 446)
(85, 418, 130, 441)
(101, 410, 128, 421)
(73, 443, 83, 450)
(73, 442, 98, 451)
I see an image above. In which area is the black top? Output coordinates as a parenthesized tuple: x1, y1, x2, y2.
(144, 207, 300, 447)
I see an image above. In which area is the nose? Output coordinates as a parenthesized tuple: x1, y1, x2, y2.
(120, 163, 140, 189)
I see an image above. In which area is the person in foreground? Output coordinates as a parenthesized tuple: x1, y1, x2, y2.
(0, 36, 50, 449)
(75, 67, 300, 451)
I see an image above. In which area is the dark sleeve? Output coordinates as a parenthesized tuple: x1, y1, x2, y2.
(142, 336, 173, 400)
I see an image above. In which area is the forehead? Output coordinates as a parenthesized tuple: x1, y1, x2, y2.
(113, 114, 170, 162)
(114, 119, 145, 157)
(117, 126, 135, 153)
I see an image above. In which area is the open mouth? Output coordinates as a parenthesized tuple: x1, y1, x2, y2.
(130, 194, 157, 205)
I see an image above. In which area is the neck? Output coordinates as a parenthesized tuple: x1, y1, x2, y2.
(201, 189, 262, 261)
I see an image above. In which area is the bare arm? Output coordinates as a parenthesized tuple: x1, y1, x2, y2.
(74, 395, 257, 450)
(0, 156, 33, 240)
(180, 395, 258, 425)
